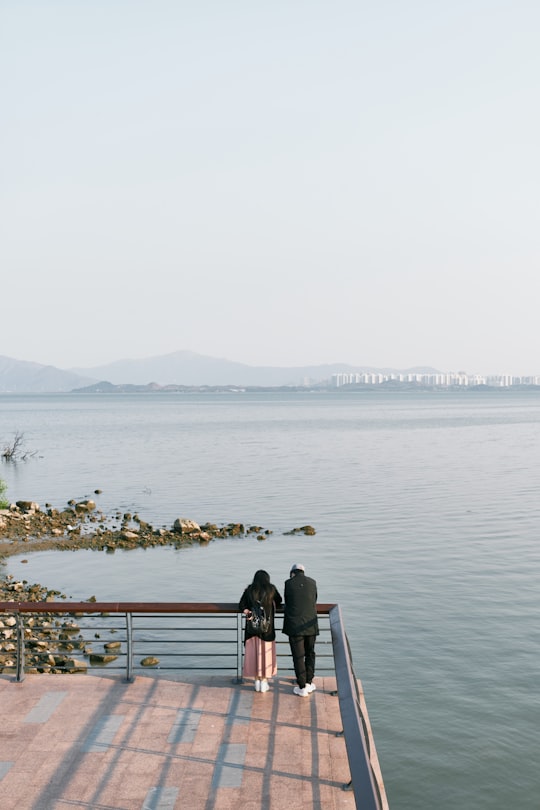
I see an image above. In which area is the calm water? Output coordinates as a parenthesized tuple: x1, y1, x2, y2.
(1, 389, 539, 810)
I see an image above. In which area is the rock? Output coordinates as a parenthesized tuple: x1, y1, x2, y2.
(173, 518, 201, 535)
(284, 525, 316, 536)
(89, 653, 118, 665)
(15, 501, 40, 513)
(75, 500, 96, 512)
(227, 523, 245, 535)
(104, 641, 121, 650)
(64, 659, 88, 673)
(140, 656, 159, 667)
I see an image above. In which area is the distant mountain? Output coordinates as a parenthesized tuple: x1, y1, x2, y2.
(70, 350, 377, 387)
(0, 356, 96, 393)
(0, 351, 442, 392)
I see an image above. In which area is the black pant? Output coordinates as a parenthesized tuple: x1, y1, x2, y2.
(288, 635, 316, 689)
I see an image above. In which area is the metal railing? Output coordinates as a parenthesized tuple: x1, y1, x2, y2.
(330, 603, 384, 810)
(0, 600, 384, 809)
(0, 600, 336, 682)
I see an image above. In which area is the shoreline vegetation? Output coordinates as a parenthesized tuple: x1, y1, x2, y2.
(0, 498, 315, 675)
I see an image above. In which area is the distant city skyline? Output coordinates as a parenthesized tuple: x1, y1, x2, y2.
(2, 2, 539, 376)
(331, 371, 540, 388)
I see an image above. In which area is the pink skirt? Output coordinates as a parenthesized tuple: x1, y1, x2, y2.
(243, 637, 277, 679)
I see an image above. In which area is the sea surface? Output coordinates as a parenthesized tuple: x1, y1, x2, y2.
(1, 389, 539, 810)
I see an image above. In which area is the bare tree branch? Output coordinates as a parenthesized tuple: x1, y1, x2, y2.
(2, 431, 35, 461)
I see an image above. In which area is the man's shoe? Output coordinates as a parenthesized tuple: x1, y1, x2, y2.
(305, 682, 316, 693)
(293, 686, 309, 697)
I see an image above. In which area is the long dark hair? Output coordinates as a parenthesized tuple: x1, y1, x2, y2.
(250, 569, 275, 612)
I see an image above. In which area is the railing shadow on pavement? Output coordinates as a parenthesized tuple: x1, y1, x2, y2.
(0, 599, 386, 809)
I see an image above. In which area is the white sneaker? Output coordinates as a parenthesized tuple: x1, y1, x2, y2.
(293, 686, 309, 697)
(254, 679, 261, 692)
(260, 680, 270, 692)
(305, 682, 316, 694)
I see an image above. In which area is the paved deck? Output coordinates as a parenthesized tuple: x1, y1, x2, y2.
(0, 672, 385, 810)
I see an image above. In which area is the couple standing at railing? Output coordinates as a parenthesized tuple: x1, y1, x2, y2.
(239, 563, 318, 697)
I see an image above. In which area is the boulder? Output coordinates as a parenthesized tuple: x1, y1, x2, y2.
(75, 500, 96, 512)
(89, 653, 118, 665)
(15, 501, 40, 513)
(284, 525, 316, 536)
(140, 656, 159, 667)
(173, 518, 201, 535)
(104, 641, 121, 650)
(64, 659, 88, 673)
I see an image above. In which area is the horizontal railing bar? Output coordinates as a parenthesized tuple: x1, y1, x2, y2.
(0, 601, 337, 615)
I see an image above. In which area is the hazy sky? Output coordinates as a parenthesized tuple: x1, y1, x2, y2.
(2, 1, 539, 375)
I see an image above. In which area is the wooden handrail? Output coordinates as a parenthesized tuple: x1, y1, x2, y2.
(0, 601, 337, 614)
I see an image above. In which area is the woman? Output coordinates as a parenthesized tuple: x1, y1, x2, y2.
(238, 569, 283, 692)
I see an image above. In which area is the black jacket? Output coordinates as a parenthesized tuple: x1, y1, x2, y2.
(238, 584, 282, 642)
(282, 572, 319, 637)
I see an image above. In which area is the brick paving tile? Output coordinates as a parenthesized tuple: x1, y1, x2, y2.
(0, 671, 386, 810)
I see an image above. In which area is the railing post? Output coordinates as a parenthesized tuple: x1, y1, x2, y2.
(125, 612, 134, 682)
(235, 612, 243, 683)
(16, 613, 25, 683)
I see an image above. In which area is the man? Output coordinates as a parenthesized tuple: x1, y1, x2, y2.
(282, 563, 319, 697)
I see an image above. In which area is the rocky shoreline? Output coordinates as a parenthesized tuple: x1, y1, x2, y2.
(0, 498, 315, 675)
(0, 498, 316, 561)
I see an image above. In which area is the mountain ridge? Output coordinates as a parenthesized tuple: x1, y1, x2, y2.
(69, 350, 439, 387)
(0, 351, 440, 392)
(0, 355, 95, 393)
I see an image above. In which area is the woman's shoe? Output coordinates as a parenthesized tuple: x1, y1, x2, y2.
(254, 679, 261, 691)
(260, 680, 270, 692)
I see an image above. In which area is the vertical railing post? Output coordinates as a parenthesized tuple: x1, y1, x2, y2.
(235, 612, 243, 683)
(16, 613, 25, 683)
(125, 612, 134, 682)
